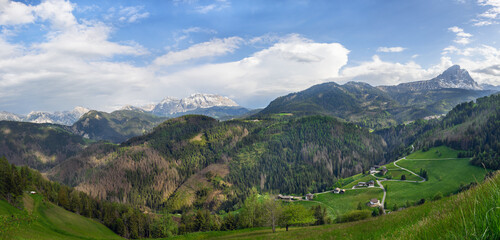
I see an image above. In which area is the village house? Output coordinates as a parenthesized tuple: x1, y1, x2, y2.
(333, 188, 346, 194)
(306, 193, 314, 200)
(356, 182, 368, 187)
(368, 180, 375, 187)
(30, 191, 36, 194)
(369, 198, 380, 207)
(369, 167, 377, 174)
(277, 194, 294, 201)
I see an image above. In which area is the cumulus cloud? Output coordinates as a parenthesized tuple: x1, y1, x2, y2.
(338, 55, 452, 86)
(0, 0, 152, 113)
(0, 0, 34, 25)
(442, 44, 500, 84)
(448, 26, 472, 45)
(377, 47, 406, 53)
(153, 37, 243, 66)
(156, 34, 349, 107)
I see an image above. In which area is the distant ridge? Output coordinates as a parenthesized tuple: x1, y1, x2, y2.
(0, 107, 89, 126)
(256, 65, 494, 129)
(379, 65, 482, 92)
(151, 93, 240, 116)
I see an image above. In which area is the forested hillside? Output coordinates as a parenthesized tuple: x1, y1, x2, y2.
(0, 157, 177, 239)
(47, 115, 386, 214)
(70, 110, 168, 143)
(412, 94, 500, 169)
(0, 121, 87, 170)
(256, 80, 493, 129)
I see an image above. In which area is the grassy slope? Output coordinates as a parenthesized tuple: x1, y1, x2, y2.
(0, 194, 121, 240)
(384, 146, 488, 207)
(342, 174, 376, 188)
(169, 171, 500, 240)
(405, 145, 459, 159)
(296, 188, 383, 219)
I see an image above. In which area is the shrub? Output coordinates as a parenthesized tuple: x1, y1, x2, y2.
(432, 192, 443, 201)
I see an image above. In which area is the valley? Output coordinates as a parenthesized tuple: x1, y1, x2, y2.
(1, 66, 499, 239)
(2, 1, 500, 239)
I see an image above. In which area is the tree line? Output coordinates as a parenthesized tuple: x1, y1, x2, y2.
(0, 156, 177, 239)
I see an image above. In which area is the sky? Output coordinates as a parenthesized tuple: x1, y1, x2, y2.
(1, 0, 500, 114)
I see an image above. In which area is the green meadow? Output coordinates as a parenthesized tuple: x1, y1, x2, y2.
(0, 194, 122, 240)
(296, 188, 383, 218)
(170, 171, 500, 240)
(384, 146, 488, 207)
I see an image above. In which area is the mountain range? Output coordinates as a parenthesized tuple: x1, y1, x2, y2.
(257, 65, 496, 129)
(0, 107, 90, 126)
(1, 64, 499, 239)
(0, 94, 249, 126)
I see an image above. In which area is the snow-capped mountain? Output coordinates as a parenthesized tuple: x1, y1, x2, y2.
(25, 107, 90, 125)
(151, 94, 239, 116)
(0, 111, 24, 121)
(384, 65, 482, 92)
(2, 107, 90, 125)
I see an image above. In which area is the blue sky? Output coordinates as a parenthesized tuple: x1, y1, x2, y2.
(1, 0, 500, 113)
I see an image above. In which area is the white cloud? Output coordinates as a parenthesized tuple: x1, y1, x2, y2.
(34, 0, 77, 30)
(153, 37, 243, 66)
(0, 0, 34, 25)
(448, 26, 472, 45)
(175, 0, 230, 14)
(195, 0, 229, 13)
(156, 34, 349, 107)
(376, 47, 406, 53)
(474, 0, 500, 26)
(0, 0, 152, 113)
(338, 55, 452, 86)
(118, 6, 149, 23)
(442, 44, 500, 84)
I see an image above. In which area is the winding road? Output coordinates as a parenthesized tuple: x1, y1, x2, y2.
(295, 156, 428, 215)
(372, 157, 427, 213)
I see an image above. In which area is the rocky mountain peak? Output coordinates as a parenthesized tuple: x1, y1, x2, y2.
(433, 65, 481, 90)
(151, 94, 239, 116)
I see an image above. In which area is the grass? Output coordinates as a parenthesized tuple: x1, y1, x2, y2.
(405, 145, 460, 159)
(0, 194, 122, 240)
(342, 174, 376, 188)
(168, 171, 500, 240)
(296, 188, 383, 218)
(383, 146, 489, 207)
(384, 169, 421, 181)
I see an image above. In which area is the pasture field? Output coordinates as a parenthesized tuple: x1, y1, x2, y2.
(0, 194, 122, 240)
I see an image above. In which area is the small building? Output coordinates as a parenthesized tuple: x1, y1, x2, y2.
(334, 188, 345, 194)
(370, 198, 380, 206)
(278, 194, 294, 201)
(369, 167, 377, 174)
(29, 191, 36, 194)
(367, 180, 375, 187)
(357, 182, 367, 187)
(306, 193, 314, 200)
(381, 166, 388, 175)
